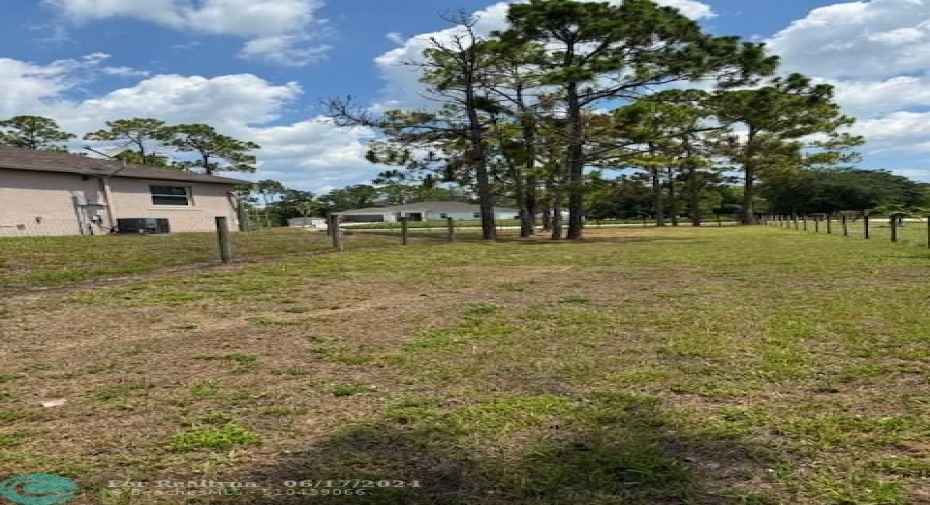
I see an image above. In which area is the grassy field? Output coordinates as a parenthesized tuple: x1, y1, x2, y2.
(1, 227, 929, 504)
(0, 229, 409, 291)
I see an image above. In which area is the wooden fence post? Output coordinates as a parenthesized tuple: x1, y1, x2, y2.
(890, 216, 899, 243)
(826, 215, 832, 234)
(814, 216, 820, 233)
(926, 216, 930, 248)
(793, 214, 799, 230)
(330, 215, 343, 250)
(400, 217, 409, 246)
(215, 216, 232, 264)
(842, 215, 848, 237)
(802, 215, 808, 231)
(446, 217, 455, 243)
(863, 211, 870, 240)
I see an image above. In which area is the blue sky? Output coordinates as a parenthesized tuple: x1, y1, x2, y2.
(2, 0, 929, 191)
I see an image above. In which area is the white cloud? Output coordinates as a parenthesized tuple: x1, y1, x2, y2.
(249, 119, 380, 189)
(764, 0, 930, 179)
(240, 35, 333, 68)
(657, 0, 716, 19)
(99, 66, 151, 78)
(374, 0, 715, 110)
(60, 74, 302, 131)
(887, 168, 930, 181)
(45, 0, 331, 66)
(850, 111, 930, 154)
(0, 54, 378, 191)
(830, 76, 930, 117)
(767, 0, 930, 79)
(0, 53, 150, 112)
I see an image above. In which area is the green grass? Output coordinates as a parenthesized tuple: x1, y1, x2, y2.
(194, 353, 262, 374)
(0, 227, 395, 290)
(0, 220, 745, 291)
(1, 226, 928, 504)
(772, 216, 930, 248)
(330, 383, 377, 397)
(167, 423, 261, 452)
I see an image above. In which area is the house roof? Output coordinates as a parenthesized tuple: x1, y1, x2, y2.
(0, 146, 250, 185)
(334, 201, 519, 215)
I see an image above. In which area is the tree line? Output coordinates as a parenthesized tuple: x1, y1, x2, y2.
(248, 166, 930, 228)
(586, 169, 930, 222)
(0, 115, 259, 176)
(325, 0, 864, 240)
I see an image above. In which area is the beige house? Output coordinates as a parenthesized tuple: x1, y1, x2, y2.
(334, 201, 521, 223)
(0, 146, 248, 237)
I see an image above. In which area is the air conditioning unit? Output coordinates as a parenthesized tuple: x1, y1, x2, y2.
(116, 218, 170, 234)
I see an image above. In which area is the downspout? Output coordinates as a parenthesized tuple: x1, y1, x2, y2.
(82, 148, 128, 233)
(98, 177, 117, 232)
(228, 191, 245, 231)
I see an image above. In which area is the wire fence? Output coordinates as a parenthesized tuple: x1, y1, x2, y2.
(1, 213, 743, 291)
(764, 213, 930, 249)
(0, 216, 525, 291)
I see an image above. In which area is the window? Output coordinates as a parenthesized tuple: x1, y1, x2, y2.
(473, 212, 481, 219)
(439, 213, 448, 219)
(150, 185, 191, 206)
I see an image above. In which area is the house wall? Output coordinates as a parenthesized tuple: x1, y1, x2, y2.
(106, 178, 239, 233)
(0, 168, 239, 237)
(424, 211, 520, 221)
(0, 168, 101, 237)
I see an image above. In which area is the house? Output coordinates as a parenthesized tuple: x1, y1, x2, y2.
(0, 146, 248, 237)
(286, 217, 327, 229)
(333, 201, 521, 223)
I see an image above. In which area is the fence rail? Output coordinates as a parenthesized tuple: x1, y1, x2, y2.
(764, 213, 930, 249)
(2, 214, 742, 291)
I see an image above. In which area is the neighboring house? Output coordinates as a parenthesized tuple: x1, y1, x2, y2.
(0, 146, 248, 237)
(287, 217, 327, 229)
(333, 201, 521, 223)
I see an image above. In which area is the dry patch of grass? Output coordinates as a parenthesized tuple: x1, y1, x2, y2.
(0, 227, 928, 504)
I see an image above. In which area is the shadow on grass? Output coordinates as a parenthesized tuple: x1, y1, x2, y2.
(219, 394, 779, 504)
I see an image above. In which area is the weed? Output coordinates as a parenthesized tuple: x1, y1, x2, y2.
(270, 367, 309, 377)
(189, 380, 221, 397)
(86, 364, 121, 374)
(331, 384, 376, 397)
(282, 307, 309, 314)
(92, 382, 153, 401)
(560, 294, 592, 304)
(0, 431, 32, 448)
(463, 302, 501, 316)
(168, 423, 260, 452)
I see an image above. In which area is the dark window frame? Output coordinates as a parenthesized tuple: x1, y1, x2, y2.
(149, 185, 192, 206)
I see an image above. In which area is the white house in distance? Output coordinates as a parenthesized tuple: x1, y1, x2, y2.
(333, 201, 521, 223)
(0, 146, 248, 237)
